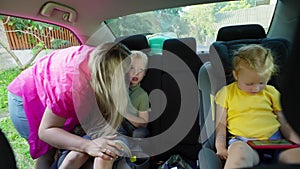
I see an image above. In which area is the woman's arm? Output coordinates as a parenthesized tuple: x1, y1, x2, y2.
(38, 107, 121, 160)
(277, 111, 300, 144)
(215, 104, 228, 160)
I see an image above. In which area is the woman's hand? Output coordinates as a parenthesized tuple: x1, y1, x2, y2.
(85, 135, 123, 160)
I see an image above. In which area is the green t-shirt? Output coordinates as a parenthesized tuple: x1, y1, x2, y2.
(129, 84, 150, 116)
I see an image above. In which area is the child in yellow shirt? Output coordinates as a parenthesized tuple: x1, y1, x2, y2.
(214, 44, 300, 169)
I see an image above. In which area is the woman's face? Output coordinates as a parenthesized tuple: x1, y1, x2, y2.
(129, 58, 146, 86)
(233, 67, 269, 94)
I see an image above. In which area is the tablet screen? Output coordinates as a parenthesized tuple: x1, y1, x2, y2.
(247, 139, 299, 149)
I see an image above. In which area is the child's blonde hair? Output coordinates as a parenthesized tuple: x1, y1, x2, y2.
(233, 44, 278, 79)
(88, 42, 131, 136)
(130, 50, 148, 69)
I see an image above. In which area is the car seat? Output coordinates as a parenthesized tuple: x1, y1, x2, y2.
(115, 34, 150, 52)
(154, 37, 202, 162)
(198, 24, 290, 169)
(216, 24, 266, 41)
(115, 35, 203, 168)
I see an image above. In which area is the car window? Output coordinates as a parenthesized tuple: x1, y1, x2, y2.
(0, 16, 80, 70)
(106, 0, 277, 52)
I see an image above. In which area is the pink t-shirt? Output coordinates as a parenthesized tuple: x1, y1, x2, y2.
(7, 45, 95, 159)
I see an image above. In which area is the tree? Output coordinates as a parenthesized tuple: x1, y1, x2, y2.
(0, 16, 71, 69)
(106, 7, 189, 38)
(214, 0, 256, 13)
(183, 4, 215, 45)
(106, 13, 154, 37)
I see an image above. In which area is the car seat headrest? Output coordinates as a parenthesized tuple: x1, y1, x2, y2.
(115, 34, 150, 52)
(163, 37, 197, 53)
(162, 37, 202, 75)
(216, 24, 266, 41)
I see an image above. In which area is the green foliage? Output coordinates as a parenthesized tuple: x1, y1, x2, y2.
(155, 8, 190, 36)
(0, 68, 22, 112)
(31, 41, 45, 55)
(107, 13, 155, 37)
(183, 4, 216, 44)
(0, 16, 60, 35)
(0, 67, 34, 168)
(51, 38, 71, 49)
(106, 0, 257, 46)
(106, 7, 189, 37)
(0, 15, 68, 48)
(0, 118, 35, 168)
(214, 0, 256, 13)
(0, 15, 72, 67)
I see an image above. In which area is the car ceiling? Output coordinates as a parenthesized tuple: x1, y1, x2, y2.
(0, 0, 228, 44)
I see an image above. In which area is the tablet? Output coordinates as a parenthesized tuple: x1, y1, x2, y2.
(247, 139, 299, 149)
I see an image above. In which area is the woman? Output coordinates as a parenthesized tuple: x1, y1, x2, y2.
(7, 42, 132, 169)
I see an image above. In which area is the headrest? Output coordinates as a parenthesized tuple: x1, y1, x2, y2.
(216, 24, 266, 41)
(163, 37, 202, 74)
(115, 34, 150, 52)
(163, 37, 196, 53)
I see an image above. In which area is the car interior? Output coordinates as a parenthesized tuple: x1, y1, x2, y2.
(0, 0, 300, 168)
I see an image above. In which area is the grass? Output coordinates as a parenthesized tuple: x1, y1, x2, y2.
(0, 117, 35, 168)
(0, 67, 22, 114)
(0, 67, 35, 168)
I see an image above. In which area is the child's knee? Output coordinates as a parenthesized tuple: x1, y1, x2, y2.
(67, 151, 89, 162)
(279, 148, 300, 164)
(228, 141, 259, 165)
(228, 141, 249, 153)
(94, 157, 114, 166)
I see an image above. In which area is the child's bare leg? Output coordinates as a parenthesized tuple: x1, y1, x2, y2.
(59, 151, 89, 169)
(93, 157, 114, 169)
(279, 147, 300, 164)
(224, 141, 259, 169)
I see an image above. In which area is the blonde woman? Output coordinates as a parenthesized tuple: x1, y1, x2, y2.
(214, 44, 300, 169)
(7, 42, 132, 169)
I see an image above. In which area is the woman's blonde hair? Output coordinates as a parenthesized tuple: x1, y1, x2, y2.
(233, 44, 278, 79)
(88, 42, 131, 135)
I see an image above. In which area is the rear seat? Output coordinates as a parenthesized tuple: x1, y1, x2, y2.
(198, 24, 290, 169)
(115, 35, 203, 167)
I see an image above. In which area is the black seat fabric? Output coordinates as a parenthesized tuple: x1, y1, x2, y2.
(152, 37, 202, 162)
(216, 24, 266, 41)
(163, 37, 201, 74)
(115, 34, 150, 52)
(281, 20, 300, 136)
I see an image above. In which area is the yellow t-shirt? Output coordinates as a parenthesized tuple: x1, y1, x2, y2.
(215, 82, 281, 140)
